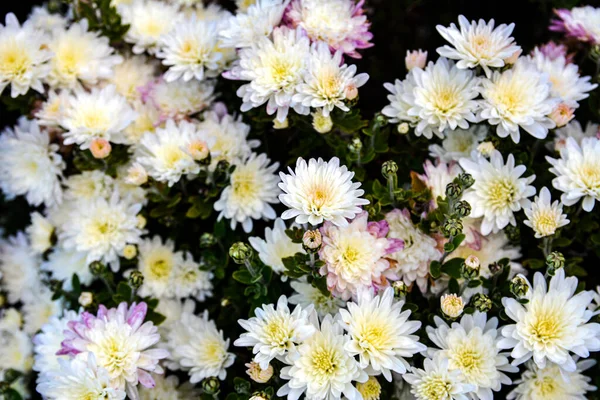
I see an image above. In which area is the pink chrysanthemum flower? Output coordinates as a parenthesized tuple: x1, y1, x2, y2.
(283, 0, 373, 59)
(550, 6, 600, 45)
(59, 302, 169, 399)
(534, 41, 574, 63)
(318, 211, 403, 300)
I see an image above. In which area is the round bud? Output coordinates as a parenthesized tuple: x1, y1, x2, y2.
(199, 233, 217, 248)
(445, 182, 462, 199)
(443, 218, 463, 237)
(89, 261, 106, 276)
(245, 362, 274, 384)
(488, 261, 503, 276)
(122, 244, 137, 260)
(457, 173, 475, 189)
(455, 200, 471, 217)
(201, 377, 220, 395)
(470, 293, 492, 313)
(229, 242, 253, 264)
(546, 251, 565, 272)
(78, 292, 93, 307)
(392, 280, 409, 297)
(302, 230, 322, 252)
(312, 113, 333, 134)
(89, 138, 111, 159)
(129, 270, 144, 289)
(441, 294, 464, 319)
(381, 160, 398, 179)
(462, 255, 480, 279)
(397, 122, 409, 134)
(348, 137, 363, 153)
(510, 276, 530, 298)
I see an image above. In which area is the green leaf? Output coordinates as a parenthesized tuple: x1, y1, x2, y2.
(3, 388, 23, 400)
(452, 234, 466, 248)
(233, 377, 251, 394)
(71, 274, 81, 293)
(430, 260, 441, 279)
(441, 258, 464, 279)
(467, 279, 482, 288)
(443, 242, 455, 253)
(522, 258, 545, 270)
(232, 269, 254, 285)
(448, 278, 460, 294)
(116, 282, 132, 299)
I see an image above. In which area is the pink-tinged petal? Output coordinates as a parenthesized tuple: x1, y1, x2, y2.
(137, 369, 156, 388)
(127, 302, 148, 330)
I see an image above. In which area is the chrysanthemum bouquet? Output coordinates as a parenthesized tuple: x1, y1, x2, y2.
(1, 0, 600, 399)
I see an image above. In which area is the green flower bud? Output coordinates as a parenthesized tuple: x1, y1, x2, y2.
(392, 280, 409, 297)
(504, 225, 520, 243)
(510, 276, 529, 298)
(375, 113, 388, 127)
(348, 137, 363, 154)
(229, 242, 253, 264)
(199, 232, 217, 248)
(488, 262, 502, 276)
(455, 200, 471, 217)
(129, 270, 144, 289)
(546, 251, 565, 274)
(201, 377, 220, 395)
(443, 218, 463, 237)
(457, 173, 475, 189)
(381, 160, 398, 179)
(462, 255, 480, 279)
(445, 182, 462, 199)
(89, 261, 107, 276)
(471, 293, 492, 313)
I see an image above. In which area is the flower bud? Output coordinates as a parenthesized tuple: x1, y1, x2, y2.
(122, 244, 137, 260)
(129, 270, 144, 289)
(457, 173, 475, 189)
(443, 218, 463, 237)
(397, 122, 409, 134)
(441, 294, 464, 319)
(187, 139, 210, 162)
(504, 225, 520, 243)
(89, 261, 107, 276)
(488, 261, 502, 276)
(215, 159, 231, 175)
(250, 393, 270, 400)
(201, 377, 220, 395)
(348, 137, 363, 154)
(510, 276, 529, 298)
(477, 141, 495, 157)
(78, 292, 93, 307)
(312, 113, 333, 134)
(381, 160, 398, 179)
(455, 200, 471, 217)
(345, 83, 359, 100)
(405, 49, 427, 71)
(504, 48, 522, 65)
(229, 242, 253, 264)
(463, 255, 480, 279)
(125, 163, 148, 186)
(549, 103, 574, 128)
(470, 293, 492, 313)
(90, 138, 111, 159)
(302, 229, 322, 252)
(273, 118, 289, 130)
(356, 376, 381, 400)
(445, 182, 462, 199)
(546, 251, 565, 276)
(392, 280, 409, 297)
(245, 362, 274, 383)
(199, 232, 217, 248)
(136, 215, 147, 229)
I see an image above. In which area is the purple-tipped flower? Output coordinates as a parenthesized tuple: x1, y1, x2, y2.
(283, 0, 374, 58)
(59, 302, 169, 398)
(550, 7, 600, 45)
(534, 41, 574, 63)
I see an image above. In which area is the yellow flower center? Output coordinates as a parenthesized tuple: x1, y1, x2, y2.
(433, 88, 460, 114)
(535, 376, 558, 395)
(145, 250, 174, 281)
(578, 162, 600, 189)
(232, 170, 258, 200)
(139, 19, 166, 38)
(308, 185, 332, 213)
(0, 42, 31, 77)
(310, 347, 339, 377)
(264, 317, 292, 349)
(357, 376, 381, 400)
(530, 313, 561, 344)
(486, 178, 516, 210)
(420, 376, 453, 400)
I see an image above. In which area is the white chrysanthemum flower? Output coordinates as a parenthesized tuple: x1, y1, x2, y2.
(0, 232, 42, 303)
(523, 187, 569, 238)
(340, 287, 426, 381)
(62, 170, 115, 202)
(382, 73, 420, 129)
(121, 0, 181, 54)
(26, 212, 54, 254)
(196, 110, 259, 169)
(249, 218, 304, 274)
(278, 315, 368, 400)
(436, 15, 521, 78)
(148, 78, 216, 120)
(429, 125, 489, 163)
(108, 55, 156, 102)
(0, 327, 33, 373)
(0, 308, 22, 332)
(288, 280, 345, 318)
(293, 43, 369, 117)
(171, 254, 214, 301)
(418, 160, 462, 207)
(407, 58, 480, 139)
(427, 312, 517, 399)
(552, 120, 599, 152)
(507, 359, 597, 400)
(46, 19, 122, 89)
(403, 354, 475, 400)
(478, 58, 558, 143)
(36, 89, 70, 127)
(59, 192, 143, 270)
(231, 27, 310, 122)
(219, 0, 287, 48)
(0, 118, 64, 207)
(61, 85, 136, 149)
(25, 6, 68, 32)
(59, 302, 168, 396)
(382, 73, 420, 128)
(386, 209, 442, 293)
(235, 295, 316, 369)
(136, 235, 183, 298)
(0, 13, 50, 97)
(139, 374, 200, 400)
(33, 309, 79, 378)
(37, 353, 126, 400)
(279, 157, 369, 226)
(546, 137, 600, 212)
(21, 288, 62, 335)
(123, 101, 161, 145)
(530, 49, 597, 109)
(169, 310, 235, 382)
(499, 269, 600, 372)
(214, 152, 280, 233)
(459, 150, 536, 235)
(135, 119, 204, 186)
(157, 17, 222, 82)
